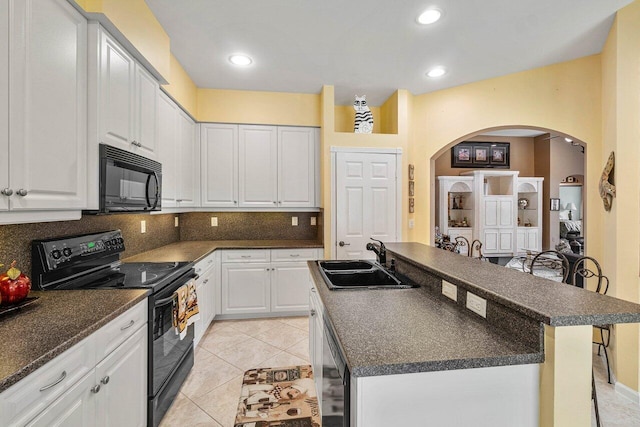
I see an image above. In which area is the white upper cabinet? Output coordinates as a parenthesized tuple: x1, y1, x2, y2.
(93, 25, 158, 159)
(157, 91, 178, 207)
(200, 123, 239, 208)
(0, 0, 87, 212)
(239, 125, 278, 208)
(278, 127, 317, 208)
(176, 110, 198, 207)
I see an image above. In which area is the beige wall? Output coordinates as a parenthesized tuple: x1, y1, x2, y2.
(162, 55, 198, 116)
(601, 0, 640, 392)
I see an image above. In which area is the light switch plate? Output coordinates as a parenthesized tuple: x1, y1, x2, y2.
(311, 217, 317, 226)
(408, 219, 415, 229)
(292, 216, 298, 226)
(174, 216, 179, 227)
(466, 292, 487, 318)
(141, 220, 146, 234)
(211, 217, 218, 227)
(442, 280, 457, 301)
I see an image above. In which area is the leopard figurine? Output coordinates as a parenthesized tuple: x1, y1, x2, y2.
(599, 151, 616, 211)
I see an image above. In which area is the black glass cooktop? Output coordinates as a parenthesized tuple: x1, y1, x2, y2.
(118, 262, 192, 289)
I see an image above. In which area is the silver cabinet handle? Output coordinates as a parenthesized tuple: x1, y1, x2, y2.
(273, 201, 276, 204)
(310, 309, 316, 316)
(16, 189, 28, 196)
(120, 320, 135, 330)
(91, 384, 101, 394)
(241, 255, 251, 258)
(1, 188, 13, 196)
(39, 371, 67, 392)
(289, 254, 300, 257)
(208, 259, 213, 264)
(278, 201, 282, 204)
(131, 140, 142, 147)
(176, 199, 183, 202)
(310, 288, 316, 293)
(338, 241, 350, 247)
(203, 279, 209, 284)
(101, 375, 110, 385)
(234, 201, 237, 204)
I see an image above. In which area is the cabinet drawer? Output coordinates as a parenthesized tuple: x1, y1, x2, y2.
(0, 334, 96, 426)
(195, 251, 217, 275)
(271, 248, 321, 262)
(95, 299, 147, 362)
(221, 249, 270, 263)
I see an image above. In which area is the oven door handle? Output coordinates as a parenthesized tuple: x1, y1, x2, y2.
(153, 275, 199, 308)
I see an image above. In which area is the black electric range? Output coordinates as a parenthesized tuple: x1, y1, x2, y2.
(32, 230, 196, 427)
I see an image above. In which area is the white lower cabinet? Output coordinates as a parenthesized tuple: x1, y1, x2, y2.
(220, 248, 322, 316)
(309, 287, 324, 408)
(517, 227, 540, 253)
(194, 251, 219, 345)
(0, 300, 148, 427)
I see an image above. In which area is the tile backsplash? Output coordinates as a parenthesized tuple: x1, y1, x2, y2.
(0, 211, 322, 277)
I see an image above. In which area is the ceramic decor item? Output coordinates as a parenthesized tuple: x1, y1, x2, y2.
(353, 95, 373, 133)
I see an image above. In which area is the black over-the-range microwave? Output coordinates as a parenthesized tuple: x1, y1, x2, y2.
(86, 144, 162, 214)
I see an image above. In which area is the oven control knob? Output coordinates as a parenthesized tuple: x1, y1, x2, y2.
(63, 248, 72, 257)
(51, 249, 61, 259)
(117, 237, 124, 245)
(111, 239, 118, 246)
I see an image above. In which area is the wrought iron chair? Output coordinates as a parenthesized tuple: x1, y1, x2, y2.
(571, 256, 612, 384)
(470, 239, 487, 260)
(526, 250, 570, 283)
(453, 236, 471, 256)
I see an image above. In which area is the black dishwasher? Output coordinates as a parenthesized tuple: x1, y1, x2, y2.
(322, 317, 350, 427)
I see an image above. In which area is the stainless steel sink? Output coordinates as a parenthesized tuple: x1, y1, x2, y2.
(317, 260, 417, 290)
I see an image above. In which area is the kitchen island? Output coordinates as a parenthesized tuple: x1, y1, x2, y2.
(308, 242, 640, 427)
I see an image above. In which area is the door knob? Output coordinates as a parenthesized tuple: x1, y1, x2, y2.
(1, 188, 13, 196)
(338, 241, 350, 247)
(91, 384, 101, 394)
(100, 375, 110, 385)
(16, 189, 28, 196)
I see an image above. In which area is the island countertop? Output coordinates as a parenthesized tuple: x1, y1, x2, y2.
(308, 262, 543, 378)
(386, 243, 640, 327)
(0, 289, 149, 393)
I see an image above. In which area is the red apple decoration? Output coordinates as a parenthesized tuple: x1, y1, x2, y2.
(0, 261, 31, 305)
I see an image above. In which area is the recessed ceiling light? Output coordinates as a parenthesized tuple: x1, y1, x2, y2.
(417, 8, 442, 25)
(426, 67, 447, 78)
(229, 54, 252, 66)
(564, 137, 573, 143)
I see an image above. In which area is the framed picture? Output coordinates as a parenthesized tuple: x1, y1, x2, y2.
(451, 142, 510, 168)
(408, 180, 415, 197)
(408, 164, 415, 180)
(409, 197, 415, 213)
(550, 198, 560, 211)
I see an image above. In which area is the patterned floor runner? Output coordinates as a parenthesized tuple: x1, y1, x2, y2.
(235, 365, 320, 427)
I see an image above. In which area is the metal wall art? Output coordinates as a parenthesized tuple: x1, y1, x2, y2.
(599, 151, 616, 211)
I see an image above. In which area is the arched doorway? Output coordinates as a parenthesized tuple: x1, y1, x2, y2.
(430, 126, 587, 256)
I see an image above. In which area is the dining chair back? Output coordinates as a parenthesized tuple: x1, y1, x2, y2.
(528, 250, 570, 283)
(454, 236, 471, 256)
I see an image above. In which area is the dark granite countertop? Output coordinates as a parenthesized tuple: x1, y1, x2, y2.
(122, 240, 323, 263)
(385, 243, 640, 327)
(0, 289, 149, 393)
(308, 263, 543, 378)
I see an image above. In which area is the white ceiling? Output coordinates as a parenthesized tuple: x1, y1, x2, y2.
(146, 0, 633, 106)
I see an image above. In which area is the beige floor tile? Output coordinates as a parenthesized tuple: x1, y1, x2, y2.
(214, 336, 282, 371)
(253, 323, 308, 350)
(192, 375, 244, 427)
(180, 353, 243, 399)
(160, 393, 222, 427)
(285, 338, 311, 362)
(280, 316, 310, 332)
(224, 318, 286, 337)
(199, 325, 252, 354)
(258, 351, 311, 370)
(206, 320, 240, 334)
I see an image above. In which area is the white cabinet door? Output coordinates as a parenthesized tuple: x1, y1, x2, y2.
(517, 229, 526, 253)
(221, 263, 271, 314)
(239, 125, 278, 208)
(0, 0, 9, 211)
(7, 0, 87, 210)
(157, 91, 178, 207)
(201, 123, 238, 207)
(499, 230, 514, 252)
(25, 372, 95, 427)
(271, 262, 312, 312)
(176, 111, 198, 207)
(309, 289, 323, 408)
(194, 267, 216, 344)
(132, 64, 158, 159)
(483, 230, 499, 253)
(95, 326, 147, 427)
(526, 228, 540, 252)
(277, 127, 316, 208)
(98, 29, 134, 152)
(498, 199, 514, 227)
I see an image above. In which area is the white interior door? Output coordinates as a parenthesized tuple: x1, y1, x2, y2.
(335, 151, 398, 259)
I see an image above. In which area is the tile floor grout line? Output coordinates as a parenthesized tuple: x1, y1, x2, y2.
(184, 374, 244, 427)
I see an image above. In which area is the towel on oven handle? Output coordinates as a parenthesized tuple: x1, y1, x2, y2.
(172, 279, 200, 339)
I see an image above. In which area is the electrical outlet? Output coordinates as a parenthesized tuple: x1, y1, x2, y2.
(408, 219, 415, 229)
(311, 217, 317, 226)
(174, 216, 179, 227)
(442, 280, 457, 301)
(292, 216, 298, 226)
(466, 292, 487, 318)
(140, 220, 146, 234)
(211, 217, 218, 227)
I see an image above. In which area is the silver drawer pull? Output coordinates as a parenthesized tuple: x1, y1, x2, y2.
(91, 384, 101, 394)
(120, 320, 135, 331)
(101, 375, 110, 385)
(240, 255, 251, 258)
(40, 371, 67, 392)
(203, 279, 209, 284)
(208, 259, 213, 264)
(310, 309, 316, 316)
(289, 254, 300, 257)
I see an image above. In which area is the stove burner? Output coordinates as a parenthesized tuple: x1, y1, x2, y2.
(137, 262, 180, 273)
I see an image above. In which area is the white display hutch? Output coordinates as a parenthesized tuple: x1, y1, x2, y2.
(438, 171, 543, 256)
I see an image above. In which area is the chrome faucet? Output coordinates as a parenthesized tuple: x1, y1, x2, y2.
(366, 237, 387, 265)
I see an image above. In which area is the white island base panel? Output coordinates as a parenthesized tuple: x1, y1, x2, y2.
(352, 363, 539, 427)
